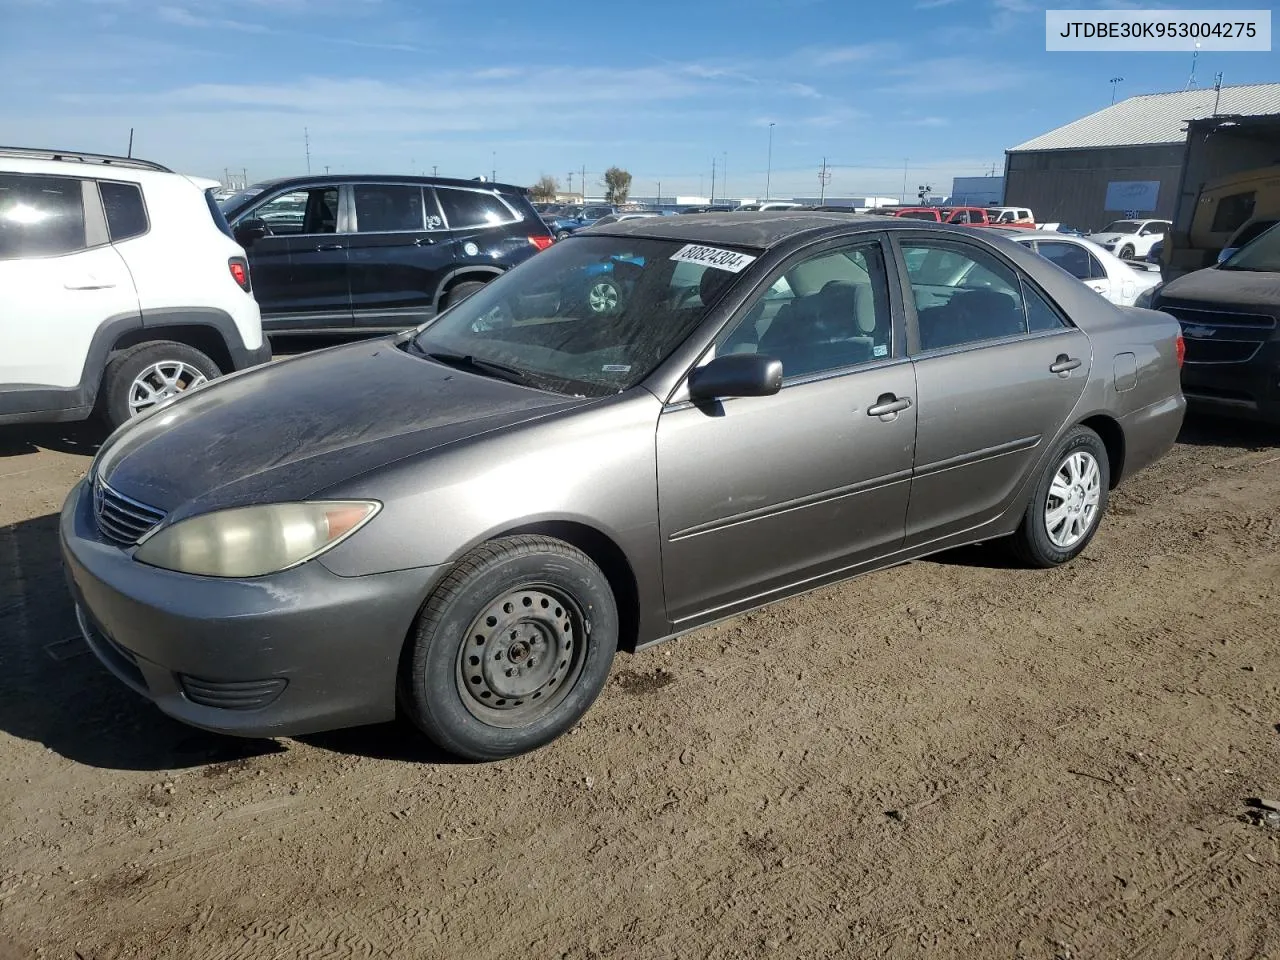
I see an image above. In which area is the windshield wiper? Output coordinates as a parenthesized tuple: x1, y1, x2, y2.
(420, 350, 533, 386)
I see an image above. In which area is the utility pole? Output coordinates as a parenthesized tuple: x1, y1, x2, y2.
(722, 151, 728, 203)
(433, 164, 438, 176)
(127, 128, 134, 158)
(324, 165, 330, 174)
(900, 158, 908, 204)
(818, 157, 831, 204)
(1109, 76, 1124, 104)
(656, 180, 662, 205)
(710, 156, 716, 204)
(491, 151, 496, 182)
(304, 127, 311, 174)
(581, 164, 586, 201)
(765, 122, 776, 201)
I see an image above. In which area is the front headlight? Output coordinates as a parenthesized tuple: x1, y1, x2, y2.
(134, 501, 380, 577)
(1134, 283, 1162, 309)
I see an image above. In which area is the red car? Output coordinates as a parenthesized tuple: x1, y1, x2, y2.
(890, 207, 946, 222)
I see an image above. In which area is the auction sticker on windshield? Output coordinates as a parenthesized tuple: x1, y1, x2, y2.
(669, 244, 757, 273)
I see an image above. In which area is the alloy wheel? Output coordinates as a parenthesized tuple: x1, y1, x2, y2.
(127, 361, 208, 416)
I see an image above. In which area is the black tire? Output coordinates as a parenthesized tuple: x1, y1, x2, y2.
(441, 280, 487, 311)
(400, 535, 618, 761)
(1117, 244, 1135, 260)
(99, 340, 221, 431)
(1008, 425, 1110, 568)
(555, 230, 571, 240)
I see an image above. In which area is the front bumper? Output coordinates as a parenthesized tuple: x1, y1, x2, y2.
(60, 478, 444, 737)
(1180, 342, 1280, 424)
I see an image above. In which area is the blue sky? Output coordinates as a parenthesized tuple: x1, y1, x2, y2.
(2, 0, 1274, 199)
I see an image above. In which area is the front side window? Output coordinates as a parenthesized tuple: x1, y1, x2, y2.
(901, 241, 1028, 351)
(0, 174, 87, 260)
(716, 241, 893, 380)
(99, 181, 148, 241)
(249, 188, 338, 235)
(354, 184, 428, 233)
(1210, 192, 1256, 234)
(410, 235, 758, 397)
(437, 188, 514, 229)
(1035, 240, 1103, 281)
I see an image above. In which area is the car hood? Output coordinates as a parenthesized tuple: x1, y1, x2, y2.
(1088, 233, 1125, 243)
(1158, 266, 1280, 311)
(95, 340, 586, 518)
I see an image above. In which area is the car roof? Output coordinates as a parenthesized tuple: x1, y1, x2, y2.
(242, 173, 529, 193)
(586, 210, 913, 248)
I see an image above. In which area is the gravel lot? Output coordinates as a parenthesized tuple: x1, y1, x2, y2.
(1, 407, 1278, 960)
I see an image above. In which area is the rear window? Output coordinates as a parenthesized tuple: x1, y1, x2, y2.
(203, 188, 236, 239)
(99, 181, 148, 241)
(0, 173, 87, 260)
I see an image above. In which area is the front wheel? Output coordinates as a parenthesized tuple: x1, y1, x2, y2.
(1117, 244, 1135, 260)
(400, 536, 618, 761)
(585, 276, 624, 315)
(1008, 425, 1110, 568)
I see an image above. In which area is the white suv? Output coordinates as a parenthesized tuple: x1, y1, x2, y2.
(1085, 218, 1170, 261)
(0, 147, 270, 430)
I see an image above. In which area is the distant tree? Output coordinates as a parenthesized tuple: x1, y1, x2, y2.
(602, 167, 632, 205)
(530, 174, 559, 201)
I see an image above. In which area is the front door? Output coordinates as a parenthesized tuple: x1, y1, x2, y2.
(346, 183, 453, 328)
(656, 236, 916, 625)
(235, 185, 350, 331)
(895, 235, 1093, 546)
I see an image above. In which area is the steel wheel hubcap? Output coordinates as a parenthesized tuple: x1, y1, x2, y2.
(456, 587, 585, 727)
(128, 361, 207, 416)
(1044, 451, 1101, 548)
(588, 281, 619, 313)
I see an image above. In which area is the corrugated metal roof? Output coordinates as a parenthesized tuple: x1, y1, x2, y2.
(1008, 83, 1280, 153)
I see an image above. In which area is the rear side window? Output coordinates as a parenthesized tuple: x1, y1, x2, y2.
(354, 184, 426, 232)
(437, 188, 516, 228)
(1035, 240, 1104, 281)
(1021, 280, 1069, 333)
(0, 173, 87, 260)
(99, 181, 148, 241)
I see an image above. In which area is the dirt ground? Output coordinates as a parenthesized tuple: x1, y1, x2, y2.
(1, 410, 1278, 960)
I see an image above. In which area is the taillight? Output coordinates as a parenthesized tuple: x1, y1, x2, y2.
(229, 257, 250, 291)
(229, 257, 251, 292)
(1175, 333, 1185, 368)
(528, 235, 555, 251)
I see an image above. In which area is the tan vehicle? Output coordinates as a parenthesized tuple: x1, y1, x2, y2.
(1163, 165, 1280, 279)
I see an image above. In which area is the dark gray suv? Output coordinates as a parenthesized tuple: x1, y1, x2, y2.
(220, 175, 554, 335)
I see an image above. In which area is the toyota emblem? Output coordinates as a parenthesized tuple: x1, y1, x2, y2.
(93, 478, 106, 519)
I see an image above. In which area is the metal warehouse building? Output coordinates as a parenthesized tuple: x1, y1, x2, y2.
(1004, 82, 1280, 231)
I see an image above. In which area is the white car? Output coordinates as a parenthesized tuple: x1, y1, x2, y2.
(0, 147, 270, 430)
(1085, 218, 1170, 260)
(1009, 231, 1161, 306)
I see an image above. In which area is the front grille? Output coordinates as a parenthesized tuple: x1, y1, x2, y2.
(94, 477, 166, 546)
(179, 675, 288, 711)
(1161, 305, 1277, 366)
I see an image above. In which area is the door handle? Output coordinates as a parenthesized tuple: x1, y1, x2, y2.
(867, 393, 912, 418)
(1050, 354, 1082, 375)
(315, 243, 345, 251)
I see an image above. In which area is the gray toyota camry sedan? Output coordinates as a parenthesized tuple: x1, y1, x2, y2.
(62, 213, 1186, 760)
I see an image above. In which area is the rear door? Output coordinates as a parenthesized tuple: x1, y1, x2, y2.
(0, 173, 139, 392)
(346, 183, 453, 328)
(894, 233, 1092, 546)
(436, 186, 536, 275)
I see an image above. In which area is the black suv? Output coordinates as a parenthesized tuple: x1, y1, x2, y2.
(220, 176, 553, 334)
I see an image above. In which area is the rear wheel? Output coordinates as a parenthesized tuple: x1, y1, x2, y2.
(100, 341, 220, 430)
(1008, 425, 1110, 568)
(400, 535, 618, 761)
(585, 276, 623, 315)
(440, 280, 487, 312)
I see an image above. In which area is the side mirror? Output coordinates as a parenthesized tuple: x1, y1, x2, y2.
(234, 218, 269, 247)
(687, 353, 783, 401)
(1216, 247, 1237, 265)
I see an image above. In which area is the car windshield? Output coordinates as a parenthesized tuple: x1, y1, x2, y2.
(409, 235, 760, 397)
(1101, 220, 1141, 234)
(1219, 221, 1280, 273)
